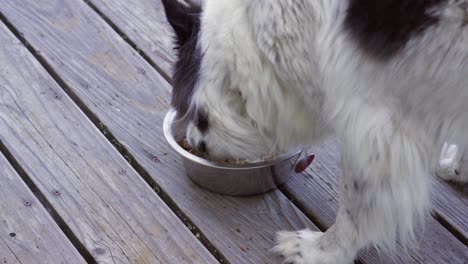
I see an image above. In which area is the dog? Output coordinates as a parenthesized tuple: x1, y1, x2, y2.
(161, 0, 468, 263)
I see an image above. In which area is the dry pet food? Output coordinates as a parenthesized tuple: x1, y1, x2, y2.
(178, 138, 250, 164)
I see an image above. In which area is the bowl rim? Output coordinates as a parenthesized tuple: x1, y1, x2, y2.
(163, 109, 302, 170)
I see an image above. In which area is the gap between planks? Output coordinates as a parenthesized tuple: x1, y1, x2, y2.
(0, 1, 321, 263)
(83, 0, 467, 248)
(432, 211, 468, 246)
(3, 0, 464, 262)
(83, 0, 172, 83)
(72, 0, 467, 261)
(282, 140, 468, 263)
(0, 145, 87, 264)
(0, 139, 97, 264)
(0, 9, 227, 264)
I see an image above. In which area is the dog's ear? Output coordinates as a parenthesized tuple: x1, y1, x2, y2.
(161, 0, 201, 48)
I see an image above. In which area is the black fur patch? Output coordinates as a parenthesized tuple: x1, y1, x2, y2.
(345, 0, 446, 59)
(194, 109, 209, 133)
(162, 0, 202, 120)
(197, 140, 207, 153)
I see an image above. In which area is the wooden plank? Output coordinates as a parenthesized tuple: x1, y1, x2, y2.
(305, 140, 468, 239)
(0, 152, 85, 264)
(84, 0, 175, 78)
(5, 0, 464, 263)
(431, 177, 467, 239)
(282, 139, 468, 263)
(85, 0, 468, 240)
(0, 1, 320, 263)
(65, 0, 468, 261)
(0, 20, 216, 264)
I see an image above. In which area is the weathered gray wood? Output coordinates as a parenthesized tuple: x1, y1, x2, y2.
(85, 0, 175, 78)
(0, 1, 320, 263)
(71, 0, 468, 262)
(283, 139, 468, 263)
(309, 140, 468, 238)
(0, 20, 216, 264)
(87, 0, 468, 240)
(431, 177, 467, 239)
(0, 152, 85, 264)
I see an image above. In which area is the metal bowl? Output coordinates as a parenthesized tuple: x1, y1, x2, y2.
(163, 109, 302, 196)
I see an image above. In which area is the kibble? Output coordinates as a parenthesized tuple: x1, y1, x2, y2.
(178, 138, 273, 164)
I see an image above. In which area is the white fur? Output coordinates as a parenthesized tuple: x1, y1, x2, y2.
(187, 0, 326, 160)
(183, 0, 468, 263)
(273, 230, 351, 264)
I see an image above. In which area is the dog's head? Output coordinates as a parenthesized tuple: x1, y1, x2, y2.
(162, 0, 319, 161)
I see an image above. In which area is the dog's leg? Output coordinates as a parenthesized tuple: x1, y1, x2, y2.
(274, 106, 431, 264)
(436, 142, 467, 182)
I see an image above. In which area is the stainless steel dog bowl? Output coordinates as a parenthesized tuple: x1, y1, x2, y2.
(163, 109, 302, 196)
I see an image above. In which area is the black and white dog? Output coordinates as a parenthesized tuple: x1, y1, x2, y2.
(161, 0, 467, 263)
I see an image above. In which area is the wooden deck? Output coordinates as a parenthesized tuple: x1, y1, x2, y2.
(0, 1, 466, 263)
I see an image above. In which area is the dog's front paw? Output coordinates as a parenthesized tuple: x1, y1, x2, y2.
(272, 229, 350, 264)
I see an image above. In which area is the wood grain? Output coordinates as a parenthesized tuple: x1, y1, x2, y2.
(2, 0, 465, 263)
(0, 19, 216, 264)
(0, 151, 85, 264)
(0, 1, 319, 263)
(283, 139, 468, 263)
(86, 0, 468, 239)
(431, 177, 467, 239)
(85, 0, 175, 78)
(75, 0, 468, 262)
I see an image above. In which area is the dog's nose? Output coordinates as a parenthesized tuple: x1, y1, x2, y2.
(196, 140, 207, 154)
